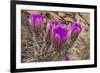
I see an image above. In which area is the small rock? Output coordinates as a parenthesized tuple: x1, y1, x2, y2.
(64, 17, 73, 22)
(58, 12, 66, 17)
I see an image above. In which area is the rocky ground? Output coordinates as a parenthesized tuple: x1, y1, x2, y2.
(21, 10, 90, 63)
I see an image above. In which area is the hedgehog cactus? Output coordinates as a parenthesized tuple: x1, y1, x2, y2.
(28, 13, 82, 61)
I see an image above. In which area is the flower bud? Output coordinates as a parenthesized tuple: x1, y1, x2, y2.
(70, 22, 82, 39)
(28, 14, 44, 32)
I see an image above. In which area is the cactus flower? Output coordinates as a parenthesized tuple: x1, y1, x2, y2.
(46, 20, 61, 41)
(28, 14, 44, 32)
(51, 24, 69, 49)
(64, 56, 70, 61)
(70, 22, 82, 39)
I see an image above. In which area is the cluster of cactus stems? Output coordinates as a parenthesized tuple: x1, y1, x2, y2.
(28, 13, 82, 62)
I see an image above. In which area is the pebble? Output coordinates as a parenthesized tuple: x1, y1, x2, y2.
(64, 17, 73, 22)
(58, 12, 66, 17)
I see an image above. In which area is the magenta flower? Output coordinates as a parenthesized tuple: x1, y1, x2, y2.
(46, 20, 61, 41)
(70, 22, 82, 39)
(28, 14, 44, 32)
(64, 56, 70, 61)
(51, 24, 69, 49)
